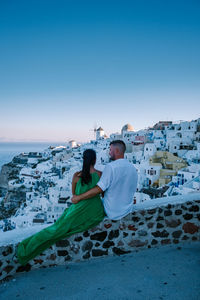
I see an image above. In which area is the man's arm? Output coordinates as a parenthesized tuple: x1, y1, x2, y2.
(71, 186, 103, 204)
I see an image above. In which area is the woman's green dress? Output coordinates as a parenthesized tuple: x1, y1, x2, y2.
(17, 172, 105, 265)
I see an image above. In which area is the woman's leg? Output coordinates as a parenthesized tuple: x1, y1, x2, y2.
(17, 201, 105, 266)
(17, 208, 72, 265)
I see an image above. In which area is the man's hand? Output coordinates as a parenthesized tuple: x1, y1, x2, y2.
(71, 195, 81, 204)
(71, 186, 103, 204)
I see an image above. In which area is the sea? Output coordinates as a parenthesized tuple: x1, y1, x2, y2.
(0, 142, 65, 172)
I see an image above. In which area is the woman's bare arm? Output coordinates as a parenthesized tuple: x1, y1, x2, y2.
(72, 172, 81, 195)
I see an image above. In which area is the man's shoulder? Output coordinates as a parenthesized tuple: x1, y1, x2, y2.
(113, 158, 130, 166)
(105, 159, 135, 170)
(115, 159, 136, 172)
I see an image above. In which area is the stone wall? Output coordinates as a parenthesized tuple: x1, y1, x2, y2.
(0, 198, 200, 282)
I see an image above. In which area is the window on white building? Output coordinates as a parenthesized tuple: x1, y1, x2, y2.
(149, 170, 156, 175)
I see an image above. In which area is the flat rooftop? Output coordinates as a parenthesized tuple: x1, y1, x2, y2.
(0, 241, 199, 300)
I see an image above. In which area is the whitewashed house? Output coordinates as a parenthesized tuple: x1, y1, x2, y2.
(144, 143, 157, 160)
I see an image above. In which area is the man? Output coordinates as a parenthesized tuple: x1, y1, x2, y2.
(71, 140, 138, 220)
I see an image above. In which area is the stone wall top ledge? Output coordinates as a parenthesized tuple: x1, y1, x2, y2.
(0, 193, 200, 248)
(133, 193, 200, 212)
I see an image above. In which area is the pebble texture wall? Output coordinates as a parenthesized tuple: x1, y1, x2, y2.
(0, 199, 200, 282)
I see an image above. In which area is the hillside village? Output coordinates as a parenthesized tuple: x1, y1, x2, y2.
(0, 118, 200, 232)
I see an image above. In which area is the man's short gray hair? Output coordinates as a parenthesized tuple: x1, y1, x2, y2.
(110, 140, 126, 153)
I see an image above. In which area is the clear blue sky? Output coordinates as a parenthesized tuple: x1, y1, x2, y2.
(0, 0, 200, 142)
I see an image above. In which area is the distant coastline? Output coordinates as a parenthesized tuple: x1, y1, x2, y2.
(0, 142, 66, 171)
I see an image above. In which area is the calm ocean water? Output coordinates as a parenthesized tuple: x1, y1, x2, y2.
(0, 142, 65, 171)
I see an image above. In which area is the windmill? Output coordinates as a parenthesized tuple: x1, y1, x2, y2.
(90, 123, 98, 139)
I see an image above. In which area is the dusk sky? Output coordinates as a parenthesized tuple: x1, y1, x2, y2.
(0, 0, 200, 142)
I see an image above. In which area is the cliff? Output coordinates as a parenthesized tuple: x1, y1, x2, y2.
(0, 162, 22, 189)
(0, 162, 25, 222)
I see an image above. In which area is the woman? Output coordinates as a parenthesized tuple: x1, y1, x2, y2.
(17, 149, 105, 265)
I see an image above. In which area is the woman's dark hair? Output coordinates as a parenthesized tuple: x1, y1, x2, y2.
(81, 149, 96, 185)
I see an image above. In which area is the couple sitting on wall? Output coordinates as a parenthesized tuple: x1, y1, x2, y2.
(17, 140, 138, 265)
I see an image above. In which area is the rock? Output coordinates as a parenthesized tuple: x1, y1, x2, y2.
(173, 239, 179, 244)
(183, 222, 199, 234)
(16, 264, 31, 273)
(82, 241, 93, 252)
(2, 246, 13, 256)
(83, 231, 89, 237)
(140, 210, 146, 216)
(157, 223, 164, 229)
(181, 205, 187, 210)
(175, 209, 182, 215)
(151, 239, 158, 245)
(138, 230, 147, 236)
(182, 235, 189, 240)
(157, 216, 164, 221)
(146, 216, 153, 221)
(161, 239, 171, 245)
(147, 222, 154, 229)
(47, 254, 56, 261)
(70, 244, 80, 254)
(147, 209, 156, 214)
(128, 240, 148, 247)
(103, 241, 114, 248)
(128, 225, 137, 231)
(108, 230, 119, 240)
(92, 249, 108, 257)
(57, 250, 68, 256)
(172, 231, 182, 238)
(164, 210, 172, 216)
(83, 251, 90, 259)
(117, 241, 124, 247)
(183, 214, 193, 220)
(74, 236, 83, 242)
(166, 219, 181, 228)
(55, 240, 70, 247)
(64, 255, 72, 261)
(33, 259, 43, 264)
(152, 230, 169, 238)
(189, 205, 199, 212)
(104, 223, 112, 229)
(90, 231, 107, 242)
(3, 265, 14, 274)
(119, 223, 126, 230)
(132, 217, 140, 222)
(112, 247, 130, 255)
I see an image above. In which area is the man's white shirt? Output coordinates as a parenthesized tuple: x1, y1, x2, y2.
(97, 158, 138, 220)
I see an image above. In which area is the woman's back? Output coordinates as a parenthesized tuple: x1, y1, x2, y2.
(75, 172, 100, 197)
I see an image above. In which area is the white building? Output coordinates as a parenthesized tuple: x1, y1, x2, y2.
(144, 143, 157, 160)
(121, 124, 134, 140)
(145, 164, 162, 186)
(133, 192, 151, 204)
(96, 127, 105, 140)
(69, 140, 77, 148)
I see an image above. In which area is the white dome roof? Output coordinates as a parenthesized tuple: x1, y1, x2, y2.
(121, 124, 134, 132)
